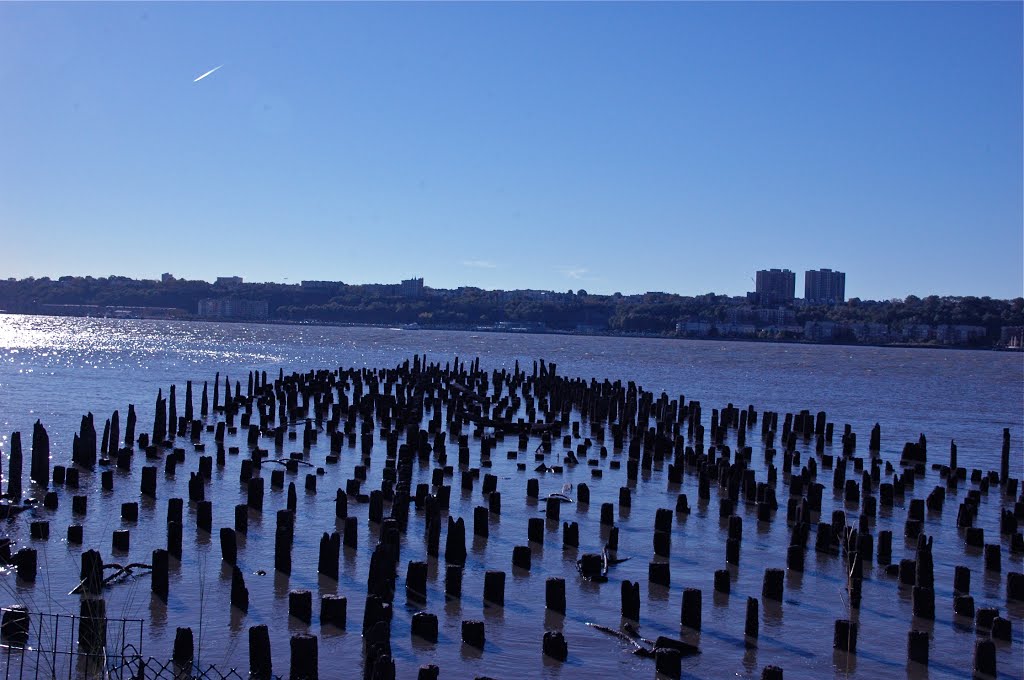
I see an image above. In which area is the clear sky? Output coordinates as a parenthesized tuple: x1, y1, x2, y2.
(1, 2, 1021, 300)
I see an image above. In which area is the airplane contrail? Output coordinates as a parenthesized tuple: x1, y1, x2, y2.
(193, 65, 223, 83)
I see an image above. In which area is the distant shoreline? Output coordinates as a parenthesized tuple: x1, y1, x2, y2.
(4, 310, 1017, 353)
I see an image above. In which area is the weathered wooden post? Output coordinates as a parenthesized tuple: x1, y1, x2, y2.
(320, 595, 346, 629)
(834, 619, 857, 653)
(151, 549, 168, 598)
(30, 420, 49, 486)
(276, 509, 294, 574)
(289, 590, 313, 624)
(231, 566, 249, 611)
(546, 577, 566, 613)
(8, 432, 22, 500)
(907, 630, 929, 666)
(681, 588, 702, 630)
(318, 532, 340, 580)
(249, 625, 272, 679)
(411, 612, 438, 642)
(79, 599, 107, 654)
(484, 570, 505, 606)
(461, 620, 485, 649)
(542, 631, 568, 661)
(171, 627, 193, 664)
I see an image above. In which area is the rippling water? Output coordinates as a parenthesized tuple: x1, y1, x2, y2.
(0, 315, 1021, 679)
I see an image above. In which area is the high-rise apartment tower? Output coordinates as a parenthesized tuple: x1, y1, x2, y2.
(755, 269, 796, 306)
(804, 269, 846, 305)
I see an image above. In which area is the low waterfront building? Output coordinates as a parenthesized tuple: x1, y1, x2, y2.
(757, 307, 796, 325)
(198, 298, 269, 320)
(300, 280, 342, 290)
(677, 320, 713, 336)
(935, 324, 987, 344)
(804, 320, 837, 340)
(107, 306, 186, 320)
(850, 322, 892, 343)
(717, 323, 759, 337)
(999, 326, 1023, 349)
(40, 304, 104, 317)
(900, 324, 934, 342)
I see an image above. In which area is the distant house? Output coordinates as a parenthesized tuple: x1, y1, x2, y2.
(757, 307, 796, 325)
(803, 321, 833, 340)
(850, 322, 891, 343)
(900, 324, 933, 342)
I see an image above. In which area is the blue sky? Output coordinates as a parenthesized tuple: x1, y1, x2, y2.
(1, 2, 1021, 300)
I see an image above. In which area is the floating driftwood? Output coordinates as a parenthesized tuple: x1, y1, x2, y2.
(458, 408, 561, 434)
(69, 562, 152, 595)
(587, 622, 650, 654)
(0, 503, 29, 519)
(266, 457, 314, 468)
(584, 622, 699, 659)
(548, 483, 575, 503)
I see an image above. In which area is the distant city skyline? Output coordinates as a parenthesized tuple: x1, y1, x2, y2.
(17, 266, 1017, 305)
(1, 3, 1021, 300)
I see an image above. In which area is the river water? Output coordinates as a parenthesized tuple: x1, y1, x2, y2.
(0, 314, 1021, 679)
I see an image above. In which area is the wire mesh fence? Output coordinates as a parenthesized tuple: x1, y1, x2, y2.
(0, 607, 275, 680)
(104, 655, 253, 680)
(0, 605, 141, 680)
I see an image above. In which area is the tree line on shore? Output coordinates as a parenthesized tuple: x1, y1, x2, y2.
(0, 276, 1021, 345)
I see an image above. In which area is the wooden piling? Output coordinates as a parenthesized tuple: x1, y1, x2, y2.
(289, 634, 318, 680)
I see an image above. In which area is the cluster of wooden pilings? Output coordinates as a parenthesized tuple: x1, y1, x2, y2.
(0, 355, 1021, 679)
